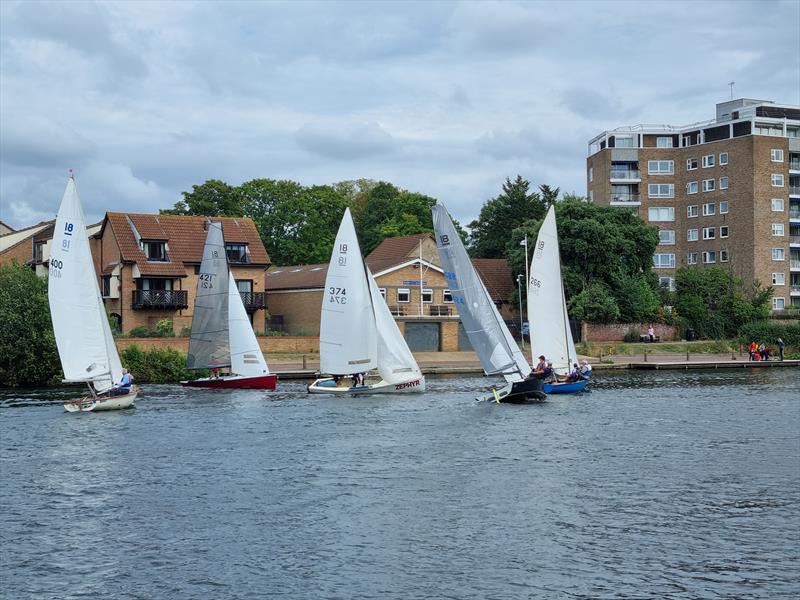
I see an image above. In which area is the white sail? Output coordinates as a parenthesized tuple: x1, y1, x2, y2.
(49, 177, 122, 393)
(228, 272, 270, 376)
(432, 204, 530, 383)
(319, 208, 378, 375)
(187, 222, 230, 369)
(366, 267, 422, 384)
(528, 205, 577, 373)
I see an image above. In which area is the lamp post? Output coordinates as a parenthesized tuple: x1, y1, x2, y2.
(517, 274, 525, 350)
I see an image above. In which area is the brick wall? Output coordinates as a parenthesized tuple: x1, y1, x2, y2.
(115, 335, 320, 354)
(581, 322, 679, 342)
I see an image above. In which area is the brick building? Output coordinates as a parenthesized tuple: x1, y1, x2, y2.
(1, 220, 103, 277)
(0, 221, 14, 235)
(587, 98, 800, 311)
(265, 233, 521, 351)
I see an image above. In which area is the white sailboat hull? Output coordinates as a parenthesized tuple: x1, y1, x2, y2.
(64, 387, 138, 412)
(307, 375, 426, 395)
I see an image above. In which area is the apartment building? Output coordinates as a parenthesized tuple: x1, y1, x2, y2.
(587, 98, 800, 311)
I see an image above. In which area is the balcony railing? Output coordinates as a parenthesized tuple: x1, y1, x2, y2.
(791, 260, 800, 270)
(239, 291, 266, 312)
(611, 193, 641, 203)
(790, 235, 800, 245)
(789, 159, 800, 171)
(132, 290, 189, 310)
(388, 304, 456, 317)
(791, 285, 800, 295)
(790, 186, 800, 196)
(790, 209, 800, 219)
(610, 170, 640, 179)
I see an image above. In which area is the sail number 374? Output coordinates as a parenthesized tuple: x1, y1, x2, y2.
(329, 287, 346, 304)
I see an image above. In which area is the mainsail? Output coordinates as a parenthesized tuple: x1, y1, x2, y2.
(49, 177, 122, 393)
(319, 208, 378, 375)
(227, 272, 270, 376)
(367, 267, 422, 384)
(528, 205, 577, 373)
(187, 222, 230, 369)
(432, 204, 530, 383)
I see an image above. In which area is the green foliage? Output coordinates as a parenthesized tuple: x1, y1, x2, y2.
(0, 262, 61, 387)
(469, 175, 547, 258)
(736, 321, 800, 350)
(675, 267, 772, 339)
(612, 273, 661, 323)
(569, 282, 620, 323)
(161, 179, 243, 216)
(355, 183, 437, 254)
(155, 319, 175, 337)
(120, 344, 207, 383)
(622, 329, 641, 343)
(179, 325, 192, 336)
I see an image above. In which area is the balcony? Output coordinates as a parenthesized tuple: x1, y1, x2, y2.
(132, 290, 189, 310)
(610, 193, 641, 206)
(790, 208, 800, 220)
(791, 260, 800, 271)
(791, 285, 800, 296)
(239, 291, 266, 312)
(789, 159, 800, 171)
(791, 235, 800, 246)
(610, 169, 641, 181)
(790, 186, 800, 197)
(388, 304, 456, 317)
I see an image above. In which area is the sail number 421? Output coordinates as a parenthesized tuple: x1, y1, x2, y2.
(329, 287, 346, 304)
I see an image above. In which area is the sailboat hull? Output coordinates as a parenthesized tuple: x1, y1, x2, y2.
(64, 388, 138, 412)
(307, 375, 426, 395)
(543, 379, 589, 394)
(181, 374, 277, 389)
(477, 379, 547, 403)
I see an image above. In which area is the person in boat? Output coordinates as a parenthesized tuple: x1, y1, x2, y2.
(110, 368, 133, 396)
(579, 359, 592, 379)
(565, 363, 581, 383)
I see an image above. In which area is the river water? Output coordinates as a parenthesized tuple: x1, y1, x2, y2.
(1, 369, 798, 599)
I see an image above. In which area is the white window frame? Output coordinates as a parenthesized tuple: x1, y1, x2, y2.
(772, 273, 785, 285)
(687, 158, 698, 171)
(720, 225, 729, 238)
(702, 154, 715, 168)
(653, 253, 676, 268)
(589, 167, 593, 182)
(648, 183, 674, 198)
(648, 207, 675, 222)
(442, 289, 453, 303)
(772, 248, 785, 261)
(772, 223, 785, 236)
(702, 251, 716, 264)
(687, 229, 699, 242)
(687, 252, 698, 265)
(772, 198, 785, 212)
(703, 179, 716, 192)
(659, 229, 675, 245)
(656, 136, 673, 148)
(422, 288, 434, 303)
(773, 297, 785, 310)
(687, 205, 699, 218)
(686, 181, 698, 194)
(703, 227, 716, 240)
(719, 152, 728, 165)
(379, 287, 387, 301)
(648, 160, 674, 175)
(659, 276, 675, 290)
(615, 135, 634, 148)
(703, 202, 716, 216)
(719, 200, 729, 214)
(772, 174, 784, 187)
(720, 250, 729, 263)
(397, 288, 411, 303)
(771, 149, 784, 162)
(719, 176, 728, 190)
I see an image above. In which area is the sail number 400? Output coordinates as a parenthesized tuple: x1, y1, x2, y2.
(328, 287, 346, 304)
(49, 259, 64, 278)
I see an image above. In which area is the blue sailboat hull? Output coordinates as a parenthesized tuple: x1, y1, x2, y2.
(543, 379, 589, 394)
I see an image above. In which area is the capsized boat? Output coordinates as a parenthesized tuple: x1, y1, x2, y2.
(528, 206, 588, 394)
(49, 176, 138, 412)
(432, 204, 545, 403)
(308, 208, 425, 395)
(182, 222, 276, 389)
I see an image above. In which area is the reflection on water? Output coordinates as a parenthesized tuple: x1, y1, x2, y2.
(1, 369, 798, 599)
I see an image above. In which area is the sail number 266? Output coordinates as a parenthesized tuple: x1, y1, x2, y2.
(328, 287, 346, 304)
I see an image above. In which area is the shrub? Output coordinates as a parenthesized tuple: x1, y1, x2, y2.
(128, 325, 154, 338)
(622, 329, 640, 343)
(155, 318, 175, 337)
(120, 344, 209, 383)
(179, 325, 192, 336)
(737, 321, 800, 352)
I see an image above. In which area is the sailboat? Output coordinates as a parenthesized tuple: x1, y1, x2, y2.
(528, 205, 588, 394)
(49, 176, 137, 412)
(308, 208, 425, 395)
(432, 204, 545, 403)
(182, 222, 276, 389)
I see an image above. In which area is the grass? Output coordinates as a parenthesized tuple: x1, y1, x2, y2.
(578, 339, 741, 358)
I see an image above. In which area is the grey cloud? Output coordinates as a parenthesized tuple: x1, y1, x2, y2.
(295, 122, 398, 160)
(0, 116, 95, 168)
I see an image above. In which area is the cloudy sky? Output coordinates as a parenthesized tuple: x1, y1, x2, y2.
(1, 0, 798, 229)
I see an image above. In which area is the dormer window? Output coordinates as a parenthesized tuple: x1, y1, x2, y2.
(142, 240, 168, 261)
(226, 243, 249, 263)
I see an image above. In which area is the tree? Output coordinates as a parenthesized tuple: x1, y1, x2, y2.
(161, 179, 243, 216)
(539, 184, 560, 209)
(569, 282, 621, 323)
(356, 183, 438, 254)
(469, 175, 547, 258)
(0, 262, 60, 387)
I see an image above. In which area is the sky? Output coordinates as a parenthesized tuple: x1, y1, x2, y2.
(1, 0, 799, 230)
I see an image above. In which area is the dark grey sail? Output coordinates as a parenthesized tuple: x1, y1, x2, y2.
(432, 204, 530, 383)
(187, 222, 230, 369)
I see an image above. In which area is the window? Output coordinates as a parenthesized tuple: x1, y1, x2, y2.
(702, 251, 716, 264)
(686, 181, 698, 194)
(379, 288, 387, 301)
(139, 278, 172, 291)
(772, 248, 785, 261)
(703, 203, 716, 216)
(772, 174, 784, 187)
(719, 152, 728, 165)
(589, 167, 593, 182)
(443, 289, 453, 303)
(703, 227, 716, 240)
(702, 179, 715, 192)
(772, 273, 785, 285)
(225, 243, 249, 263)
(422, 288, 433, 303)
(720, 250, 729, 262)
(719, 176, 729, 190)
(687, 252, 698, 265)
(397, 288, 410, 303)
(702, 154, 715, 168)
(648, 183, 674, 198)
(653, 253, 676, 268)
(771, 149, 784, 162)
(659, 229, 675, 245)
(772, 223, 785, 236)
(659, 276, 675, 290)
(687, 229, 699, 242)
(236, 279, 252, 293)
(720, 226, 729, 238)
(141, 240, 167, 261)
(719, 200, 729, 214)
(102, 276, 111, 297)
(657, 136, 673, 148)
(648, 160, 674, 174)
(687, 205, 699, 218)
(687, 158, 698, 170)
(588, 190, 593, 202)
(648, 207, 675, 221)
(773, 297, 786, 310)
(615, 136, 634, 148)
(772, 198, 785, 211)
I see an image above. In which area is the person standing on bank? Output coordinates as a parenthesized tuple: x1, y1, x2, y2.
(777, 337, 785, 361)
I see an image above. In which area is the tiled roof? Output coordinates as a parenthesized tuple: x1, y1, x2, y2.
(472, 258, 516, 303)
(365, 233, 433, 268)
(0, 220, 14, 233)
(103, 213, 270, 276)
(265, 263, 328, 290)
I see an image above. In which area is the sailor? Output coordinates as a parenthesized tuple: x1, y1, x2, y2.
(110, 368, 133, 396)
(580, 359, 592, 379)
